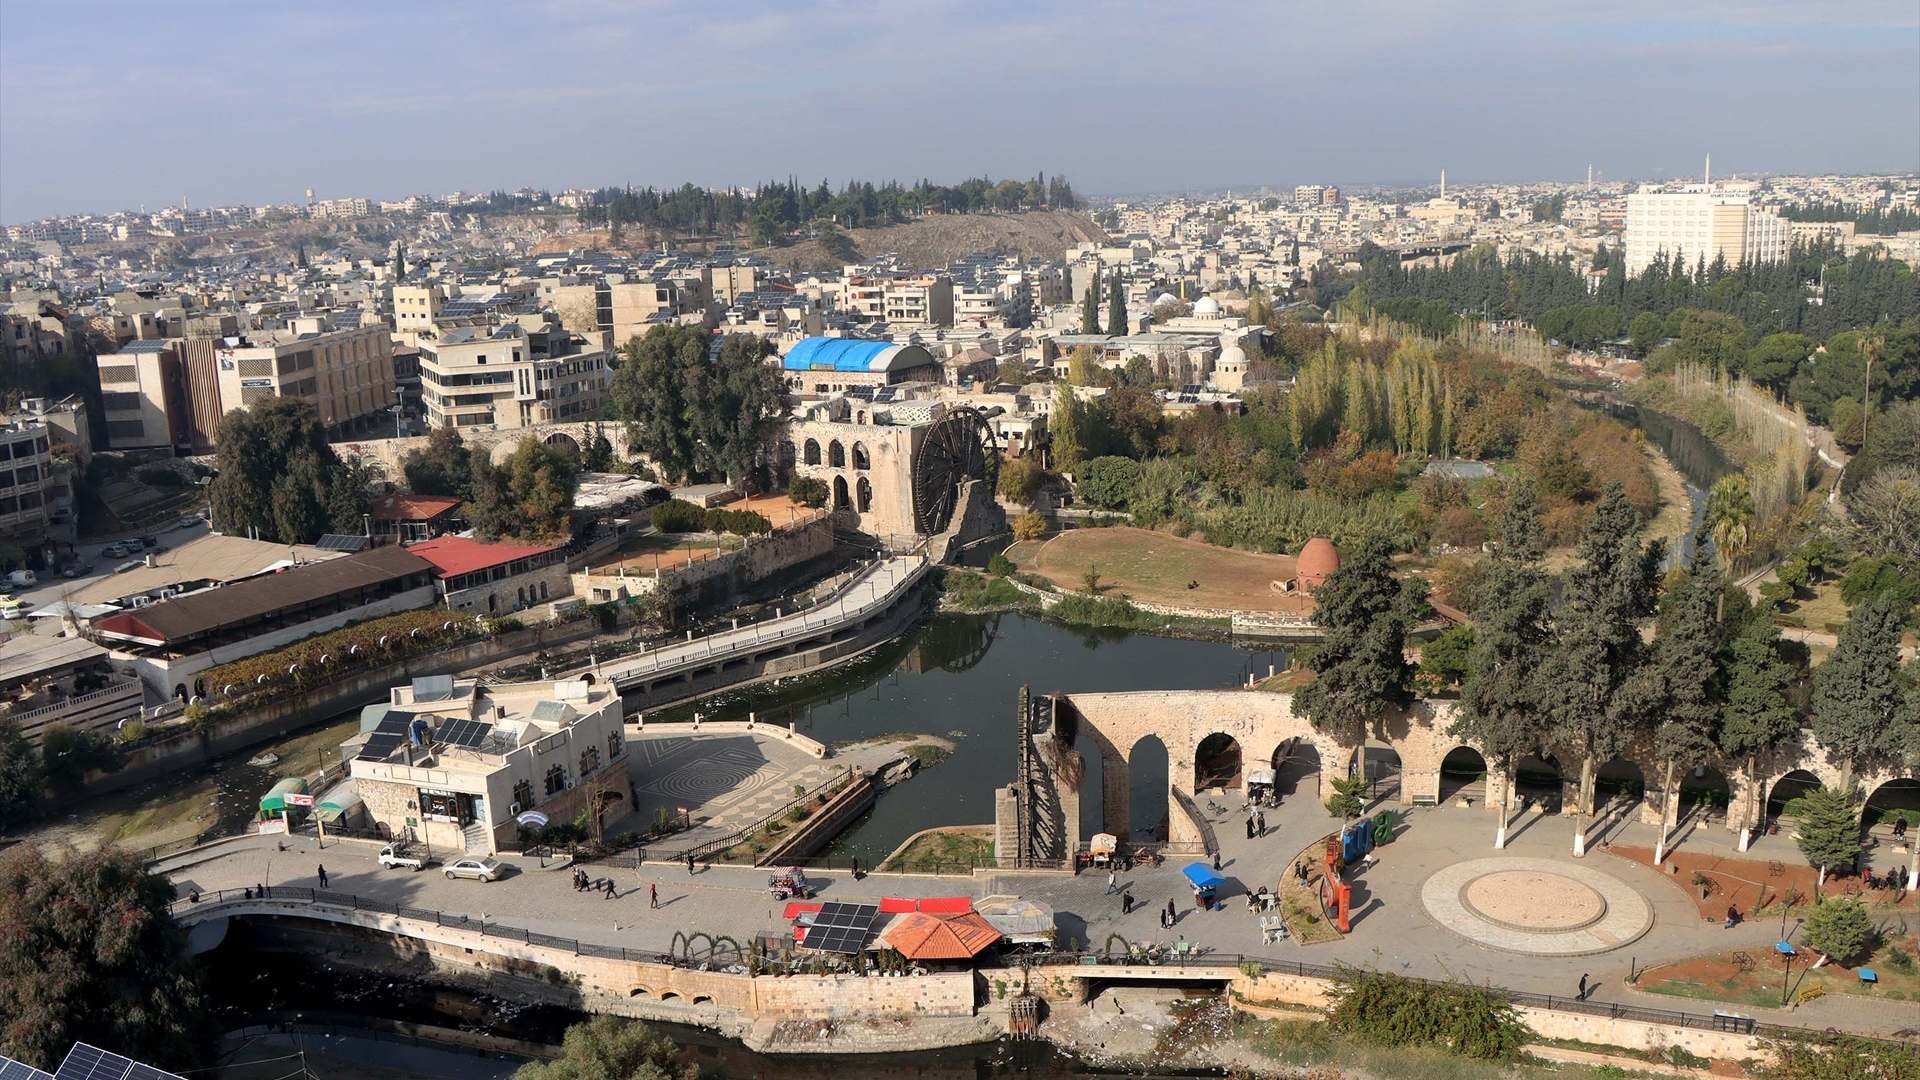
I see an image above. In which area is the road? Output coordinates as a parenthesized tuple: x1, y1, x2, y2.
(6, 516, 209, 621)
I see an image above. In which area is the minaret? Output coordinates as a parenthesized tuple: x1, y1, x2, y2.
(1587, 164, 1593, 190)
(1440, 169, 1446, 199)
(1704, 154, 1711, 184)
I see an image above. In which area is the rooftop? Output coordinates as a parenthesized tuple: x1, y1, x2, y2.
(781, 337, 934, 373)
(368, 493, 464, 522)
(70, 534, 347, 605)
(0, 632, 107, 687)
(405, 535, 565, 579)
(354, 676, 619, 772)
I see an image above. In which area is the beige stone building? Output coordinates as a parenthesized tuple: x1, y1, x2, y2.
(95, 340, 187, 451)
(212, 324, 397, 439)
(350, 675, 631, 855)
(1624, 181, 1788, 275)
(417, 321, 607, 431)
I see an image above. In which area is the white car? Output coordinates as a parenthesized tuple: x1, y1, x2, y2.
(443, 856, 505, 881)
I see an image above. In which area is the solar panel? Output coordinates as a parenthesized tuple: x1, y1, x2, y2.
(313, 534, 370, 552)
(412, 675, 455, 702)
(530, 700, 569, 722)
(438, 718, 494, 749)
(52, 1044, 185, 1080)
(803, 901, 878, 954)
(355, 709, 413, 761)
(0, 1055, 55, 1080)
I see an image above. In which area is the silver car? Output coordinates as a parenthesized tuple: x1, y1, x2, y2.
(443, 856, 505, 881)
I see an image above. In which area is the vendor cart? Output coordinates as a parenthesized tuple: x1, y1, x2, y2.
(767, 867, 812, 900)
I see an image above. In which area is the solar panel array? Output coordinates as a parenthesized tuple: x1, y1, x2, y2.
(438, 718, 494, 749)
(804, 901, 878, 954)
(0, 1056, 55, 1080)
(52, 1044, 185, 1080)
(313, 533, 370, 552)
(356, 709, 413, 762)
(529, 700, 569, 722)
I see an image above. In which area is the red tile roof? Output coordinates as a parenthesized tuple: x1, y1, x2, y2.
(405, 535, 563, 578)
(368, 493, 464, 522)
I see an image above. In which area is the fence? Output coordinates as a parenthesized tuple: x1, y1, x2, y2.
(173, 886, 1899, 1049)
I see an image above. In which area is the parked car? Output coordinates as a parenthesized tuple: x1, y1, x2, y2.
(377, 843, 431, 871)
(145, 543, 171, 555)
(443, 857, 505, 882)
(59, 562, 91, 579)
(0, 595, 27, 620)
(173, 514, 204, 530)
(7, 570, 37, 588)
(135, 535, 159, 549)
(99, 543, 131, 559)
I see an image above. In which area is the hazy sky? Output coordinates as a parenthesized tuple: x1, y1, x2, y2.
(3, 0, 1917, 223)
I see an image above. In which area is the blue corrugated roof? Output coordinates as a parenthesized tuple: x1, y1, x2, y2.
(782, 337, 896, 372)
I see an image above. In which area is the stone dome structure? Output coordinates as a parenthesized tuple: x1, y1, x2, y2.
(1218, 343, 1247, 365)
(1297, 537, 1340, 590)
(1193, 295, 1222, 317)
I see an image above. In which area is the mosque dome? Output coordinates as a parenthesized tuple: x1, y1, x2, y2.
(1193, 295, 1222, 316)
(1297, 537, 1340, 589)
(1218, 344, 1247, 365)
(1154, 292, 1179, 307)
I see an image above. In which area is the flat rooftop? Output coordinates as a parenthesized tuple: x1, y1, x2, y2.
(0, 632, 107, 686)
(70, 534, 344, 605)
(354, 675, 621, 770)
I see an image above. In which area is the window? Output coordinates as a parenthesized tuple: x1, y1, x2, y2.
(544, 763, 568, 795)
(803, 439, 820, 466)
(828, 441, 845, 468)
(579, 746, 600, 776)
(513, 778, 533, 808)
(852, 442, 870, 470)
(608, 729, 623, 761)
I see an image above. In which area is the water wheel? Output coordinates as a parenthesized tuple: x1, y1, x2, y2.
(910, 407, 995, 535)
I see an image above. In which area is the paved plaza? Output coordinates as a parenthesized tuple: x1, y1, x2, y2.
(165, 771, 1919, 1039)
(1421, 856, 1653, 956)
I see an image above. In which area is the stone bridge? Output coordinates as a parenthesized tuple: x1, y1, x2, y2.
(1001, 687, 1911, 861)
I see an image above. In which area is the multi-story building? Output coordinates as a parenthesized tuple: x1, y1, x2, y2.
(350, 675, 632, 856)
(212, 324, 396, 438)
(1294, 185, 1326, 207)
(95, 340, 187, 451)
(0, 419, 57, 559)
(882, 275, 954, 326)
(392, 284, 446, 336)
(417, 321, 608, 430)
(2, 301, 78, 383)
(1624, 182, 1789, 275)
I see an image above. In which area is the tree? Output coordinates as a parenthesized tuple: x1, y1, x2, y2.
(1717, 602, 1802, 849)
(1292, 534, 1431, 747)
(1451, 483, 1553, 847)
(0, 847, 206, 1070)
(1539, 484, 1665, 856)
(996, 457, 1044, 505)
(788, 475, 828, 508)
(1793, 786, 1860, 886)
(1417, 625, 1473, 688)
(1075, 456, 1142, 509)
(1012, 510, 1047, 541)
(511, 1016, 696, 1080)
(1080, 266, 1102, 335)
(581, 422, 615, 472)
(698, 334, 789, 487)
(38, 726, 123, 795)
(610, 324, 710, 483)
(1050, 383, 1086, 472)
(1106, 269, 1128, 338)
(1080, 564, 1102, 595)
(1704, 475, 1755, 572)
(1324, 777, 1365, 820)
(1643, 534, 1725, 862)
(468, 438, 577, 543)
(1801, 897, 1872, 965)
(1628, 311, 1664, 356)
(207, 399, 360, 544)
(402, 427, 474, 498)
(1811, 596, 1906, 783)
(1842, 465, 1920, 563)
(0, 720, 43, 833)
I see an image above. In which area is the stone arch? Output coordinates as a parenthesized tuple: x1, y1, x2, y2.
(832, 475, 850, 510)
(1439, 746, 1488, 803)
(1128, 734, 1169, 843)
(545, 431, 580, 456)
(629, 987, 652, 998)
(1351, 740, 1402, 803)
(803, 439, 821, 466)
(1272, 738, 1320, 799)
(1514, 754, 1566, 811)
(1763, 768, 1823, 822)
(828, 440, 846, 468)
(1073, 730, 1107, 840)
(659, 991, 681, 1002)
(856, 476, 872, 513)
(852, 442, 870, 470)
(691, 994, 713, 1005)
(174, 683, 189, 701)
(1194, 732, 1242, 792)
(1594, 756, 1646, 812)
(778, 441, 797, 469)
(1678, 763, 1733, 819)
(1863, 777, 1920, 838)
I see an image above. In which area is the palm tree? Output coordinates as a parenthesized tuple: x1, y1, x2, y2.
(1705, 474, 1755, 573)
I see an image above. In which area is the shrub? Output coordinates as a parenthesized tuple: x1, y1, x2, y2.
(650, 499, 705, 532)
(1324, 777, 1365, 820)
(135, 466, 187, 488)
(788, 475, 828, 508)
(115, 720, 149, 744)
(986, 553, 1015, 577)
(1802, 898, 1872, 965)
(1325, 967, 1529, 1061)
(1012, 511, 1047, 542)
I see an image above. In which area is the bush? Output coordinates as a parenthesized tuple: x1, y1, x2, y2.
(650, 499, 707, 532)
(788, 475, 828, 508)
(134, 466, 187, 488)
(1076, 456, 1143, 509)
(986, 553, 1015, 576)
(1325, 967, 1529, 1061)
(1802, 898, 1872, 965)
(1012, 511, 1047, 542)
(1324, 777, 1365, 820)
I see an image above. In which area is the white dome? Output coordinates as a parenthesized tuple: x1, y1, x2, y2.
(1193, 295, 1221, 316)
(1154, 292, 1179, 306)
(1219, 345, 1247, 365)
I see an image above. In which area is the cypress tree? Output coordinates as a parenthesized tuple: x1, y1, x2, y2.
(1810, 595, 1906, 784)
(1644, 530, 1725, 862)
(1107, 270, 1127, 337)
(1293, 534, 1432, 751)
(1081, 264, 1101, 335)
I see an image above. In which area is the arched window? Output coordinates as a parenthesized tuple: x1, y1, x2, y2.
(852, 442, 870, 470)
(856, 476, 872, 512)
(832, 475, 850, 509)
(803, 439, 821, 466)
(828, 440, 846, 468)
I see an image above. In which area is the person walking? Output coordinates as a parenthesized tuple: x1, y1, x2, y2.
(1245, 817, 1255, 840)
(316, 865, 328, 889)
(1211, 850, 1222, 872)
(1121, 890, 1134, 915)
(650, 882, 658, 909)
(603, 877, 616, 900)
(1578, 974, 1589, 1001)
(1166, 899, 1177, 926)
(1106, 869, 1117, 895)
(686, 852, 696, 876)
(1257, 810, 1266, 836)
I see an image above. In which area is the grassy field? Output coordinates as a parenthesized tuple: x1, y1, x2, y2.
(882, 826, 995, 872)
(1014, 527, 1311, 614)
(1775, 580, 1852, 635)
(1639, 935, 1920, 1007)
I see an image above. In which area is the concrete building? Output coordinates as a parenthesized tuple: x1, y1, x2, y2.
(418, 322, 608, 431)
(1624, 182, 1789, 275)
(0, 634, 145, 747)
(350, 674, 631, 855)
(392, 284, 447, 336)
(405, 535, 570, 615)
(95, 340, 187, 451)
(212, 325, 397, 439)
(0, 419, 58, 559)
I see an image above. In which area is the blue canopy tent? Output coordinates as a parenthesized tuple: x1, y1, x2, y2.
(1182, 863, 1227, 890)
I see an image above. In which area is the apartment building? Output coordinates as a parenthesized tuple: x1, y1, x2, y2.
(1, 301, 77, 382)
(392, 283, 446, 336)
(1624, 182, 1789, 275)
(213, 324, 397, 437)
(95, 340, 186, 451)
(418, 321, 607, 431)
(0, 420, 58, 557)
(604, 276, 711, 341)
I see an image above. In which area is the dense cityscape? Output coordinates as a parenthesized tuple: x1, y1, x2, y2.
(2, 4, 1918, 1080)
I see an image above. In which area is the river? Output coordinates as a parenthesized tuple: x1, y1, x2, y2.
(1610, 401, 1734, 564)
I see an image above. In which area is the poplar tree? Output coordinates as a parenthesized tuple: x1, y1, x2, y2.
(1810, 595, 1907, 784)
(1081, 265, 1101, 334)
(1107, 270, 1128, 337)
(1293, 534, 1432, 754)
(1540, 484, 1665, 856)
(1450, 483, 1552, 847)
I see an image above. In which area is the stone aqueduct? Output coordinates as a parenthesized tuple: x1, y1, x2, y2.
(1001, 688, 1909, 863)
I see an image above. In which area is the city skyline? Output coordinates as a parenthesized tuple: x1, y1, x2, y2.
(3, 0, 1917, 223)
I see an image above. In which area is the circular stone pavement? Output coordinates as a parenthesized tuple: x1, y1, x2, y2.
(1420, 857, 1652, 956)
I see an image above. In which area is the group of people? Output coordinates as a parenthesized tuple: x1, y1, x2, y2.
(571, 867, 661, 907)
(1244, 811, 1267, 840)
(1864, 864, 1911, 892)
